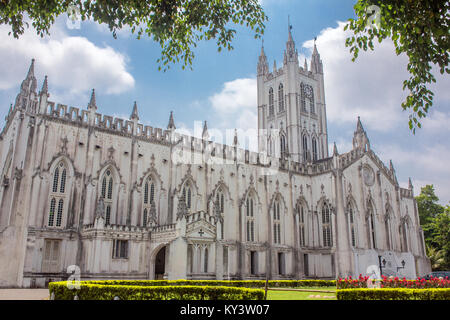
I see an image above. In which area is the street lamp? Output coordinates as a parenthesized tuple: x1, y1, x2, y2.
(397, 260, 406, 272)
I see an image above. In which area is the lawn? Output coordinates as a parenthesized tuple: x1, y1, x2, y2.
(266, 286, 337, 300)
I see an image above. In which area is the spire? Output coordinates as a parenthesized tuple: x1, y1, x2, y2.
(257, 39, 269, 76)
(233, 128, 239, 146)
(167, 111, 176, 130)
(273, 60, 277, 72)
(333, 142, 339, 156)
(310, 38, 323, 74)
(304, 58, 308, 72)
(284, 19, 298, 65)
(130, 101, 139, 120)
(40, 75, 48, 96)
(27, 58, 35, 79)
(389, 160, 395, 173)
(202, 120, 209, 140)
(352, 116, 370, 152)
(88, 89, 97, 110)
(408, 177, 413, 190)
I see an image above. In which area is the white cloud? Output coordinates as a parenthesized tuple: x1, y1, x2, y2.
(0, 22, 135, 106)
(209, 77, 258, 131)
(304, 21, 450, 132)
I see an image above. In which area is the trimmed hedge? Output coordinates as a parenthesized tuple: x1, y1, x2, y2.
(76, 279, 336, 288)
(49, 281, 265, 300)
(337, 288, 450, 300)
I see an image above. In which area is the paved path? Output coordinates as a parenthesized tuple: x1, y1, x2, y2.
(0, 289, 49, 300)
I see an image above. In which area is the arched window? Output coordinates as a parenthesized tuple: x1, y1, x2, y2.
(302, 134, 309, 162)
(310, 90, 315, 114)
(298, 203, 307, 247)
(273, 199, 281, 244)
(348, 203, 356, 247)
(143, 176, 156, 226)
(101, 169, 114, 225)
(182, 183, 193, 211)
(204, 247, 209, 273)
(322, 203, 332, 247)
(246, 195, 255, 242)
(278, 83, 284, 112)
(300, 83, 307, 112)
(401, 220, 409, 252)
(215, 188, 225, 239)
(48, 161, 68, 228)
(312, 137, 318, 161)
(367, 202, 376, 249)
(385, 211, 392, 250)
(280, 134, 286, 155)
(269, 87, 274, 116)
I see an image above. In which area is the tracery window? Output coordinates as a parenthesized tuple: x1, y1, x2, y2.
(48, 161, 68, 228)
(278, 83, 284, 112)
(322, 203, 332, 247)
(182, 183, 193, 211)
(367, 202, 376, 249)
(312, 137, 318, 161)
(273, 199, 281, 244)
(143, 176, 155, 226)
(246, 195, 255, 242)
(101, 169, 114, 225)
(302, 134, 309, 162)
(269, 87, 274, 116)
(298, 204, 306, 247)
(348, 203, 356, 247)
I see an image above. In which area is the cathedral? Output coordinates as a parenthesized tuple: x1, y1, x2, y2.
(0, 28, 430, 288)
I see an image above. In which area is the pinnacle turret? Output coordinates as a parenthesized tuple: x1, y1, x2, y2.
(167, 111, 176, 130)
(88, 89, 97, 110)
(202, 120, 209, 140)
(353, 116, 370, 152)
(40, 75, 48, 96)
(310, 39, 323, 74)
(130, 101, 139, 120)
(333, 142, 339, 156)
(257, 40, 269, 76)
(283, 21, 298, 65)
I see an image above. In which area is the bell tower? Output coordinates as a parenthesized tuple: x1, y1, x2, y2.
(257, 26, 329, 163)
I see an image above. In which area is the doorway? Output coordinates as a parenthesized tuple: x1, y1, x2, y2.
(155, 246, 166, 280)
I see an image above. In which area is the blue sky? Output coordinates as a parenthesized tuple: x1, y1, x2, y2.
(0, 0, 449, 204)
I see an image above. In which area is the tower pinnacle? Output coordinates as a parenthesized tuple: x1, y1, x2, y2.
(130, 101, 139, 120)
(167, 111, 176, 130)
(88, 89, 97, 110)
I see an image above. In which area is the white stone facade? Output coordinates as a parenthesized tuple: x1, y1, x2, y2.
(0, 34, 430, 288)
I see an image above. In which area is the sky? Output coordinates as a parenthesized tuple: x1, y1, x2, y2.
(0, 0, 449, 204)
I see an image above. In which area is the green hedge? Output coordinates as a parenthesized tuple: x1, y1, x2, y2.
(49, 281, 265, 300)
(76, 279, 336, 288)
(337, 288, 450, 300)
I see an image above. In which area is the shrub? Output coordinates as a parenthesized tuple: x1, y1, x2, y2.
(49, 281, 265, 300)
(337, 275, 450, 289)
(336, 288, 450, 300)
(78, 279, 336, 288)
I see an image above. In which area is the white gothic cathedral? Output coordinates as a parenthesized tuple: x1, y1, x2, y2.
(0, 28, 431, 288)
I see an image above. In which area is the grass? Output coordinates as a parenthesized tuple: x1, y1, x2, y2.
(266, 286, 337, 300)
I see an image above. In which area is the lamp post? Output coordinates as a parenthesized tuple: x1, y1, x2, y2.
(397, 260, 406, 272)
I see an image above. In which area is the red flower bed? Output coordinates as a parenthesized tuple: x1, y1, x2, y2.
(337, 274, 450, 289)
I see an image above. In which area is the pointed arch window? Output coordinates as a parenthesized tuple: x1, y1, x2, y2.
(278, 83, 284, 112)
(182, 183, 193, 211)
(216, 188, 225, 239)
(322, 203, 332, 247)
(101, 169, 114, 225)
(273, 199, 281, 244)
(48, 161, 68, 228)
(246, 195, 255, 242)
(312, 137, 318, 161)
(348, 203, 356, 247)
(302, 134, 309, 162)
(269, 87, 274, 116)
(143, 176, 156, 226)
(300, 83, 307, 112)
(367, 202, 376, 249)
(298, 203, 306, 247)
(280, 134, 286, 155)
(385, 211, 392, 250)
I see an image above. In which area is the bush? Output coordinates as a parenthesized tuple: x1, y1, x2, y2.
(336, 288, 450, 300)
(78, 279, 336, 288)
(49, 281, 265, 300)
